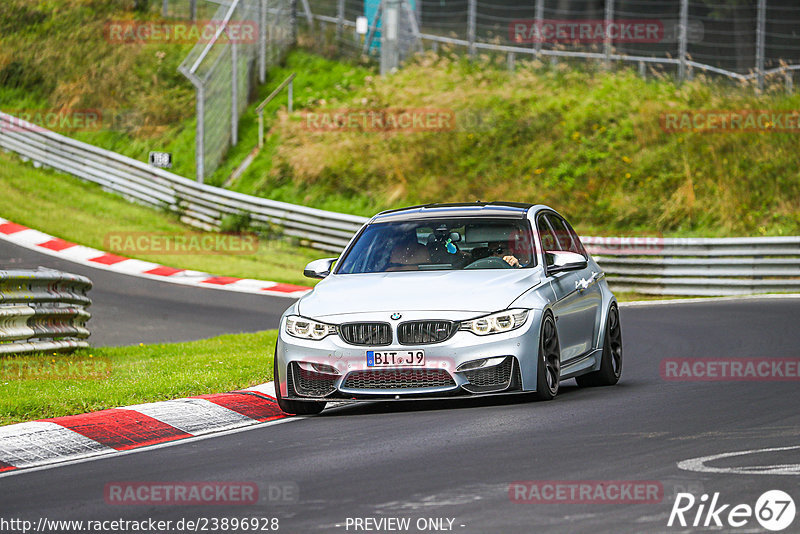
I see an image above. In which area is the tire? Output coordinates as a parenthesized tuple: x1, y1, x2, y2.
(576, 304, 622, 387)
(273, 349, 326, 415)
(532, 312, 561, 401)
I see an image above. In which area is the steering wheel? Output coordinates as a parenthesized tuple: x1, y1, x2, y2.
(464, 256, 514, 270)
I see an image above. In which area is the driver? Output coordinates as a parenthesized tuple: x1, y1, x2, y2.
(488, 241, 521, 267)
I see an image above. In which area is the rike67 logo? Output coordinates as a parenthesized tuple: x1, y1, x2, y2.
(668, 490, 796, 531)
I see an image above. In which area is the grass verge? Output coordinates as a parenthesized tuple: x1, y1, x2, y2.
(249, 52, 800, 237)
(0, 330, 277, 426)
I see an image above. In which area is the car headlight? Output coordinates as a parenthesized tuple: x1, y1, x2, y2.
(459, 309, 529, 336)
(285, 315, 337, 340)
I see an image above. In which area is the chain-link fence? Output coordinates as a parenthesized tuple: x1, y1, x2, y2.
(168, 0, 798, 182)
(306, 0, 800, 87)
(178, 0, 293, 183)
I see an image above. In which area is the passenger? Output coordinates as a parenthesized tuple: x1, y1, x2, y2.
(386, 234, 429, 270)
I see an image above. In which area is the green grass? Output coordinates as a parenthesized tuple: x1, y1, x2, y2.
(0, 330, 277, 426)
(0, 150, 325, 286)
(236, 52, 800, 237)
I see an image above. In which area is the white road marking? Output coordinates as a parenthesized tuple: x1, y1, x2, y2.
(678, 445, 800, 475)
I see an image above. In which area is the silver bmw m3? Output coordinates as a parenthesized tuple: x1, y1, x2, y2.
(274, 202, 622, 415)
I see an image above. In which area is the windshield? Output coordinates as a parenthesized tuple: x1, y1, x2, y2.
(336, 218, 536, 274)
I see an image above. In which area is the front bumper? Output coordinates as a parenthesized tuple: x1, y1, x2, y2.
(275, 310, 541, 400)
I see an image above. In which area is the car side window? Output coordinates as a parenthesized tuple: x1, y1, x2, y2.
(563, 219, 588, 257)
(536, 215, 559, 253)
(545, 214, 583, 256)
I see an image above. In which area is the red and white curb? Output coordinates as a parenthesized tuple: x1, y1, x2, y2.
(0, 383, 283, 475)
(0, 218, 312, 298)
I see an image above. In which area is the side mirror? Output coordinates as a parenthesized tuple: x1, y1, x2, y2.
(303, 258, 337, 279)
(546, 251, 588, 274)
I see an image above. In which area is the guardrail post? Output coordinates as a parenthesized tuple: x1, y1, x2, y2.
(678, 0, 688, 82)
(786, 70, 794, 93)
(756, 0, 766, 92)
(467, 0, 477, 58)
(639, 60, 646, 79)
(604, 0, 614, 69)
(507, 52, 516, 72)
(288, 78, 294, 113)
(190, 0, 197, 20)
(162, 0, 168, 18)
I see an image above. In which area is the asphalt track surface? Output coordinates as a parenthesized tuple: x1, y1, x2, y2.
(0, 240, 289, 345)
(2, 240, 800, 533)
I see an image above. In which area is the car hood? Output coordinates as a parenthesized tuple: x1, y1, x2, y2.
(298, 269, 544, 318)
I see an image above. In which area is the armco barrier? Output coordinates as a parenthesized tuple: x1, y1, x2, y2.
(0, 111, 366, 253)
(1, 111, 798, 296)
(583, 236, 800, 296)
(0, 269, 92, 354)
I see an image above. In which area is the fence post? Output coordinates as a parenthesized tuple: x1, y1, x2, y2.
(604, 0, 613, 69)
(756, 0, 766, 92)
(190, 0, 197, 20)
(162, 0, 168, 18)
(785, 70, 793, 93)
(337, 0, 345, 46)
(300, 0, 314, 31)
(678, 0, 688, 82)
(467, 0, 477, 58)
(534, 0, 544, 56)
(288, 77, 294, 113)
(290, 0, 297, 45)
(231, 39, 239, 146)
(196, 85, 205, 183)
(259, 0, 267, 83)
(380, 0, 400, 75)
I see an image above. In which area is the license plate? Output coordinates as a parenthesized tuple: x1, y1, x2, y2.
(367, 350, 425, 367)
